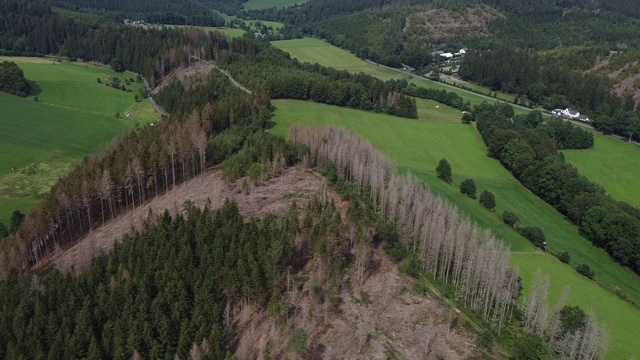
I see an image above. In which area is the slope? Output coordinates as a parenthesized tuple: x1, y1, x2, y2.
(270, 98, 640, 359)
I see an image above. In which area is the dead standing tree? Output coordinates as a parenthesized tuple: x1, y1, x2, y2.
(291, 126, 519, 328)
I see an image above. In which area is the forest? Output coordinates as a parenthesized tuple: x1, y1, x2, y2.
(0, 61, 30, 96)
(53, 0, 226, 26)
(473, 103, 640, 273)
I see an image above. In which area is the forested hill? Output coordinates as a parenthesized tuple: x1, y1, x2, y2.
(247, 0, 640, 65)
(53, 0, 226, 26)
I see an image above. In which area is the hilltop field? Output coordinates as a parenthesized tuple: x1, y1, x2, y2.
(0, 57, 158, 226)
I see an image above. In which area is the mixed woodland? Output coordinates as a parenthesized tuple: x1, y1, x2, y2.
(0, 0, 635, 358)
(473, 103, 640, 273)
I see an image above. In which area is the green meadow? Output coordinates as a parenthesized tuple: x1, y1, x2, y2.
(270, 99, 640, 359)
(243, 0, 310, 10)
(272, 37, 406, 81)
(272, 38, 528, 112)
(564, 130, 640, 208)
(0, 57, 155, 226)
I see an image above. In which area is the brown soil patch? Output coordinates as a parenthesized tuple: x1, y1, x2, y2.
(405, 5, 504, 41)
(152, 61, 215, 94)
(233, 248, 480, 360)
(51, 166, 326, 274)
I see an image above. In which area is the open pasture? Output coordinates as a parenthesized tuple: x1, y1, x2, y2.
(272, 37, 405, 81)
(0, 58, 151, 226)
(270, 99, 640, 359)
(272, 38, 529, 107)
(564, 130, 640, 208)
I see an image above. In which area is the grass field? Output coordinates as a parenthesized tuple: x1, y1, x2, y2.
(272, 38, 529, 111)
(270, 99, 640, 359)
(0, 57, 154, 226)
(243, 0, 310, 10)
(272, 37, 407, 81)
(564, 130, 640, 208)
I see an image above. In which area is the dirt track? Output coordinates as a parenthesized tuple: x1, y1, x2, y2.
(52, 166, 325, 274)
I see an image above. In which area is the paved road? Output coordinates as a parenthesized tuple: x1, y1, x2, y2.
(142, 78, 168, 117)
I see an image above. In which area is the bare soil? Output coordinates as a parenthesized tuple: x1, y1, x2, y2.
(51, 166, 326, 274)
(152, 61, 215, 94)
(405, 5, 504, 41)
(233, 248, 480, 360)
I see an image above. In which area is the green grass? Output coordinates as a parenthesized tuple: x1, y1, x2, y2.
(271, 37, 405, 81)
(441, 76, 516, 103)
(271, 38, 529, 107)
(243, 0, 310, 10)
(0, 57, 150, 227)
(563, 130, 640, 208)
(270, 99, 640, 359)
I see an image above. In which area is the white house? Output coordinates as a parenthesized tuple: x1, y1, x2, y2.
(561, 108, 580, 119)
(440, 52, 453, 59)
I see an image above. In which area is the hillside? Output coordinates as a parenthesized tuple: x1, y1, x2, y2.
(0, 57, 157, 228)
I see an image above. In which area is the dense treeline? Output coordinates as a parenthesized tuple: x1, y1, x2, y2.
(391, 79, 472, 111)
(458, 47, 614, 112)
(474, 103, 640, 273)
(292, 126, 520, 331)
(220, 46, 418, 118)
(0, 61, 30, 96)
(54, 0, 225, 26)
(459, 47, 640, 141)
(0, 200, 304, 359)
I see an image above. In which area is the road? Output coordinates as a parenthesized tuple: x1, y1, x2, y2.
(142, 78, 169, 117)
(363, 60, 640, 142)
(366, 60, 533, 112)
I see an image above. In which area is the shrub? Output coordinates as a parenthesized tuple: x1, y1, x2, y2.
(287, 328, 309, 356)
(460, 178, 477, 199)
(518, 226, 546, 248)
(576, 264, 595, 279)
(479, 190, 496, 211)
(559, 251, 571, 264)
(436, 158, 452, 183)
(559, 305, 586, 334)
(502, 211, 519, 227)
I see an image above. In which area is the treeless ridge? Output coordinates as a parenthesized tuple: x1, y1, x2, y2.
(50, 166, 325, 274)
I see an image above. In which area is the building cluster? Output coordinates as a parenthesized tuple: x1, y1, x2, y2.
(431, 48, 468, 62)
(551, 108, 592, 123)
(124, 19, 146, 25)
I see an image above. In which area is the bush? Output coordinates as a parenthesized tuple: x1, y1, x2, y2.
(559, 251, 571, 264)
(518, 226, 546, 248)
(400, 254, 421, 278)
(502, 211, 519, 227)
(576, 264, 595, 279)
(460, 178, 477, 198)
(559, 305, 586, 334)
(287, 328, 309, 356)
(436, 158, 452, 183)
(479, 190, 495, 211)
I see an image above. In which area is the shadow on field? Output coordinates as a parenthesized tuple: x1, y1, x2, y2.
(28, 81, 42, 97)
